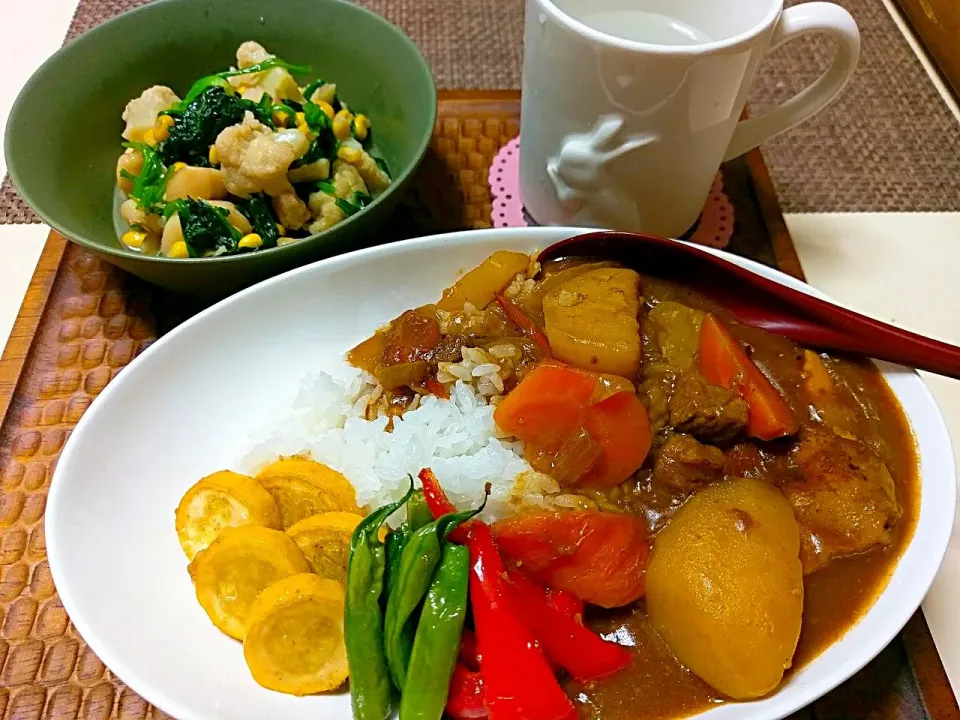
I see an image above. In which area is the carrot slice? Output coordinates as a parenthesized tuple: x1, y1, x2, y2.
(580, 391, 651, 488)
(493, 363, 598, 446)
(698, 313, 799, 441)
(490, 511, 650, 608)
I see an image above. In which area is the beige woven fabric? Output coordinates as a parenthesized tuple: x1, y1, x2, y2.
(2, 0, 958, 221)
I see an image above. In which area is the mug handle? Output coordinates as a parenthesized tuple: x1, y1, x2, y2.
(723, 2, 860, 161)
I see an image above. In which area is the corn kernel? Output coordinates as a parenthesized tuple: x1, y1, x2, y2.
(272, 110, 289, 128)
(143, 129, 157, 147)
(122, 230, 147, 249)
(353, 114, 370, 141)
(276, 223, 286, 236)
(295, 112, 306, 126)
(316, 101, 335, 120)
(208, 145, 219, 165)
(168, 241, 189, 259)
(171, 161, 187, 172)
(158, 114, 175, 129)
(333, 109, 354, 141)
(238, 233, 263, 250)
(337, 145, 362, 164)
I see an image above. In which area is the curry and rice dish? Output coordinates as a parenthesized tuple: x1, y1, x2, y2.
(173, 250, 917, 719)
(116, 42, 390, 258)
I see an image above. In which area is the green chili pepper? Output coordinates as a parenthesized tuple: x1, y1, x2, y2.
(383, 523, 411, 607)
(407, 490, 434, 532)
(383, 498, 486, 690)
(399, 543, 470, 720)
(346, 481, 415, 720)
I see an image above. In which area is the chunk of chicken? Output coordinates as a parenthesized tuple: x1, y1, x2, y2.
(163, 166, 227, 202)
(288, 158, 331, 185)
(207, 200, 252, 236)
(119, 199, 163, 234)
(161, 214, 184, 255)
(236, 40, 272, 69)
(784, 428, 900, 574)
(308, 82, 337, 105)
(215, 114, 310, 198)
(653, 434, 725, 493)
(230, 41, 304, 103)
(669, 372, 748, 445)
(116, 148, 144, 195)
(122, 85, 180, 142)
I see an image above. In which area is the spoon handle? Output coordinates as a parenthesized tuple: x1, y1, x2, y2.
(541, 231, 960, 380)
(736, 311, 960, 380)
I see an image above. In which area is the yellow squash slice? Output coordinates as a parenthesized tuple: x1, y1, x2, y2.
(286, 512, 364, 584)
(244, 573, 349, 695)
(189, 525, 310, 640)
(255, 458, 360, 528)
(176, 470, 282, 560)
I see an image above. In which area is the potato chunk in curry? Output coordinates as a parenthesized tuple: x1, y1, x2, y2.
(646, 478, 803, 700)
(543, 268, 641, 377)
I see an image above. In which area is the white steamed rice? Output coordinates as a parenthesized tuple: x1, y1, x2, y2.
(241, 366, 535, 519)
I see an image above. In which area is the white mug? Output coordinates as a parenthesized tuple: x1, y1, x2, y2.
(519, 0, 860, 237)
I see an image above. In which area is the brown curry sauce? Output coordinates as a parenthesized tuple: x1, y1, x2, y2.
(348, 260, 920, 719)
(564, 275, 920, 719)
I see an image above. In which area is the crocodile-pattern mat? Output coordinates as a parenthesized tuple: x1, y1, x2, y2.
(0, 93, 941, 720)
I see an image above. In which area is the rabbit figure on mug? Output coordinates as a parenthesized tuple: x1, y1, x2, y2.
(546, 114, 656, 231)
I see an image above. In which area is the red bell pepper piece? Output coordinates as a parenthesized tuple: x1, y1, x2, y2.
(494, 293, 552, 354)
(491, 510, 650, 608)
(446, 662, 487, 719)
(507, 569, 631, 682)
(547, 588, 585, 622)
(468, 524, 577, 720)
(418, 468, 479, 544)
(459, 628, 481, 670)
(425, 376, 449, 399)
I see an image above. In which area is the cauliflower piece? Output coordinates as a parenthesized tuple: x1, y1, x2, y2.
(351, 150, 391, 194)
(331, 160, 369, 199)
(230, 41, 304, 103)
(304, 162, 367, 233)
(120, 199, 163, 234)
(215, 114, 310, 198)
(273, 191, 312, 231)
(122, 85, 180, 141)
(307, 191, 346, 233)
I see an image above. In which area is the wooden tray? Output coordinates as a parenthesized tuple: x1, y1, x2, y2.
(0, 90, 956, 720)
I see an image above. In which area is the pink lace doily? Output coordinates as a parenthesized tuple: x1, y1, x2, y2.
(489, 137, 734, 249)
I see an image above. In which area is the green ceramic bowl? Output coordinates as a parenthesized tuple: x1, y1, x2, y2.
(5, 0, 436, 295)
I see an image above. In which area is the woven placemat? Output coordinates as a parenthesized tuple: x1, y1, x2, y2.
(1, 0, 958, 216)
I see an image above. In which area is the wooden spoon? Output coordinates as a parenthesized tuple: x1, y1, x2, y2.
(539, 231, 960, 380)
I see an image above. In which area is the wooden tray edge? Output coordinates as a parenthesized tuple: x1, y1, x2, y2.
(0, 230, 68, 427)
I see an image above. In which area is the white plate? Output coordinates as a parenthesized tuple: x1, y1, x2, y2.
(47, 227, 956, 720)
